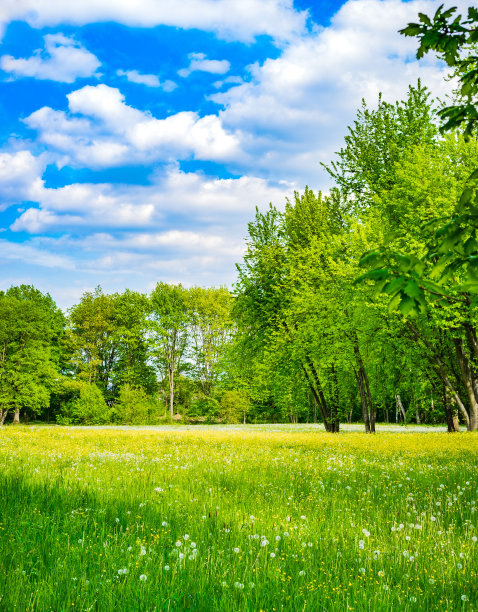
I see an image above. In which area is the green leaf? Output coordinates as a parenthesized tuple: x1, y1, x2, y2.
(403, 280, 423, 299)
(398, 296, 416, 316)
(383, 276, 406, 295)
(459, 187, 474, 208)
(387, 293, 402, 312)
(365, 269, 389, 282)
(418, 12, 432, 26)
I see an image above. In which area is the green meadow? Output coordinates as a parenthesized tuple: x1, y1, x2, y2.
(0, 426, 476, 611)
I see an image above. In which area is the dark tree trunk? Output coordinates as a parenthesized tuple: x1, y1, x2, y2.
(443, 385, 459, 432)
(13, 408, 20, 424)
(453, 337, 478, 431)
(353, 334, 375, 432)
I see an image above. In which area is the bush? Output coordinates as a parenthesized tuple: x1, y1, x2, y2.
(68, 383, 111, 425)
(219, 389, 251, 424)
(189, 395, 221, 422)
(114, 386, 158, 424)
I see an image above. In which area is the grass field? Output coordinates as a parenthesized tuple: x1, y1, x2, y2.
(0, 425, 476, 611)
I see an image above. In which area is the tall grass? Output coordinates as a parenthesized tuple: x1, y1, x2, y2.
(0, 425, 476, 611)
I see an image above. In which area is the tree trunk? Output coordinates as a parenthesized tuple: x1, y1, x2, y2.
(13, 408, 20, 424)
(0, 409, 8, 426)
(353, 335, 375, 432)
(301, 359, 339, 432)
(404, 321, 471, 428)
(395, 395, 406, 422)
(168, 365, 174, 418)
(453, 337, 478, 431)
(443, 385, 459, 433)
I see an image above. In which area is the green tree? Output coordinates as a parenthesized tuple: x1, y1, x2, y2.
(0, 286, 64, 425)
(150, 283, 190, 418)
(188, 286, 233, 396)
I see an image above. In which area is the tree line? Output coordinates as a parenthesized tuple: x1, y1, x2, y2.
(2, 5, 478, 431)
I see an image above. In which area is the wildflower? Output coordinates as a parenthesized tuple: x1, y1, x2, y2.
(429, 578, 435, 584)
(161, 521, 168, 527)
(221, 581, 227, 587)
(164, 565, 170, 571)
(179, 553, 185, 559)
(234, 582, 244, 589)
(190, 542, 196, 548)
(362, 529, 370, 537)
(300, 515, 306, 520)
(175, 541, 182, 547)
(403, 551, 409, 558)
(359, 568, 365, 574)
(261, 540, 269, 547)
(298, 570, 305, 576)
(117, 568, 127, 575)
(275, 536, 281, 542)
(472, 536, 477, 543)
(183, 534, 189, 540)
(283, 532, 289, 537)
(139, 574, 147, 581)
(270, 553, 275, 558)
(462, 595, 468, 601)
(358, 540, 365, 549)
(234, 547, 240, 553)
(140, 547, 147, 556)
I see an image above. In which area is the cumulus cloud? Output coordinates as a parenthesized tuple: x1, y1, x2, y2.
(178, 53, 230, 78)
(0, 239, 75, 270)
(211, 0, 463, 186)
(11, 166, 290, 233)
(0, 0, 307, 43)
(24, 84, 241, 167)
(116, 69, 177, 90)
(6, 168, 289, 298)
(0, 33, 100, 83)
(0, 150, 46, 209)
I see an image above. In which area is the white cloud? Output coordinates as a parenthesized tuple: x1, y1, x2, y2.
(1, 33, 100, 83)
(0, 150, 46, 209)
(11, 166, 290, 233)
(178, 53, 230, 78)
(25, 84, 242, 167)
(0, 239, 74, 269)
(116, 69, 177, 91)
(0, 0, 307, 44)
(210, 0, 463, 186)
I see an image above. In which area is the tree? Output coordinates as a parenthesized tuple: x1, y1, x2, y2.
(355, 5, 478, 430)
(67, 286, 117, 393)
(188, 286, 233, 397)
(150, 283, 190, 418)
(0, 286, 64, 425)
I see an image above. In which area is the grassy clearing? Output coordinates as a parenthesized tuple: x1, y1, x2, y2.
(0, 426, 476, 611)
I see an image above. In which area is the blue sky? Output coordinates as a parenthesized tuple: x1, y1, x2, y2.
(0, 0, 466, 308)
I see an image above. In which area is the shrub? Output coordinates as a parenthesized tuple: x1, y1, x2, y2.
(69, 383, 111, 425)
(114, 386, 157, 424)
